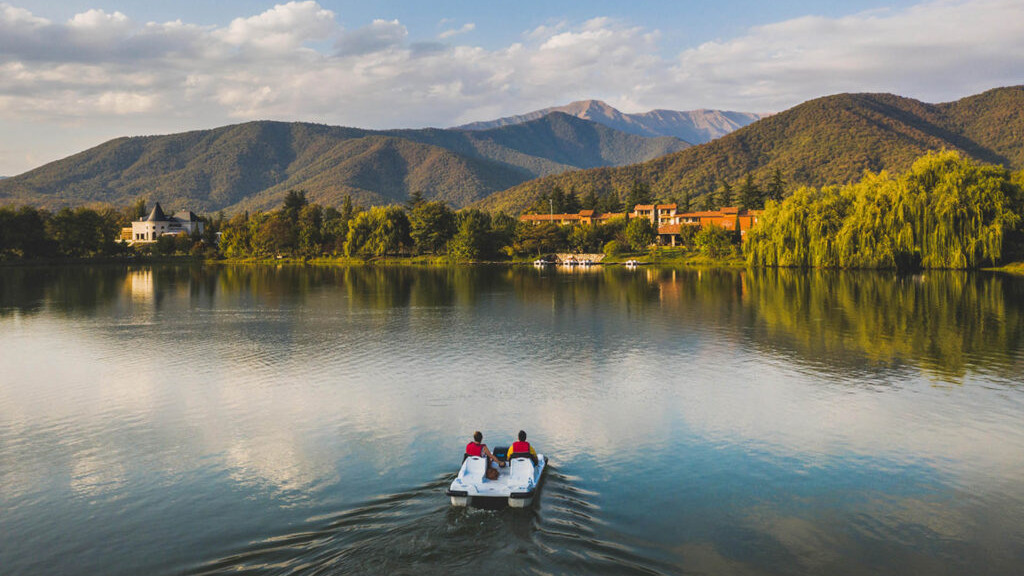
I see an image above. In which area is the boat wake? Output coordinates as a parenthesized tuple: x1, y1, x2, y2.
(188, 465, 676, 575)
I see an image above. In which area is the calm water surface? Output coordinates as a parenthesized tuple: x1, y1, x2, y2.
(1, 264, 1023, 575)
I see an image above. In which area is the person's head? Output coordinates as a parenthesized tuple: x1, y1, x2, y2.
(518, 430, 527, 441)
(473, 431, 483, 443)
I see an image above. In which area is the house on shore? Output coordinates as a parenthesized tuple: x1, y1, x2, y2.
(519, 203, 762, 246)
(121, 203, 204, 243)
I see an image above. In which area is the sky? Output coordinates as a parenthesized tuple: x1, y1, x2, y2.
(1, 0, 1022, 175)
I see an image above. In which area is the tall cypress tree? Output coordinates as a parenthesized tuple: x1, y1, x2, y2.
(719, 180, 733, 208)
(766, 168, 786, 203)
(680, 191, 692, 213)
(738, 174, 762, 210)
(702, 189, 717, 211)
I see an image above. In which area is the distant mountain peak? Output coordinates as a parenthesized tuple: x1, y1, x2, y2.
(455, 100, 766, 144)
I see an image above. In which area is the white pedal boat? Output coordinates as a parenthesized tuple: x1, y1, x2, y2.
(446, 452, 547, 508)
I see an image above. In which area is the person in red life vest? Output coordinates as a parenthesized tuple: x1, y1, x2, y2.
(465, 431, 504, 468)
(510, 430, 538, 465)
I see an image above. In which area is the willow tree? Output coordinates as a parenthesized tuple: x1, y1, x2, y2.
(747, 151, 1022, 269)
(744, 185, 850, 267)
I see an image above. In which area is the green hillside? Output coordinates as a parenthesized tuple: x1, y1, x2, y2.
(0, 113, 687, 212)
(477, 86, 1024, 213)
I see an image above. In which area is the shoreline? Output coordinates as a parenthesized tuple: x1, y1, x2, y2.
(3, 254, 1023, 273)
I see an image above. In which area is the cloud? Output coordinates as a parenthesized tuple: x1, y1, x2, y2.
(652, 0, 1024, 111)
(438, 22, 475, 39)
(0, 0, 1023, 174)
(216, 1, 337, 51)
(335, 19, 407, 56)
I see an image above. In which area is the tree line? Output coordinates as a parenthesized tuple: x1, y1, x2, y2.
(745, 151, 1024, 269)
(5, 151, 1019, 267)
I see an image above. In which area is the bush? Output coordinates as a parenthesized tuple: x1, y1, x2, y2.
(695, 225, 734, 258)
(603, 240, 623, 256)
(155, 235, 177, 256)
(625, 218, 656, 251)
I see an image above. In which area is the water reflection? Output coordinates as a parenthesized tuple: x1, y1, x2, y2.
(2, 264, 1024, 576)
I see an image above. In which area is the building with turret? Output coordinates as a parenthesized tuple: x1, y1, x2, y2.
(125, 203, 204, 243)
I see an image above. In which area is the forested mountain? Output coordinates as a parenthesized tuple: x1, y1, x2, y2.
(476, 86, 1024, 214)
(0, 113, 687, 212)
(456, 99, 766, 143)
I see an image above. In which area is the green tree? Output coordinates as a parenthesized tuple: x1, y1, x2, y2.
(409, 201, 456, 254)
(701, 189, 717, 211)
(405, 190, 426, 211)
(253, 213, 295, 256)
(155, 234, 177, 256)
(514, 222, 565, 256)
(297, 204, 323, 257)
(344, 206, 410, 258)
(490, 212, 518, 255)
(219, 212, 252, 258)
(626, 180, 653, 210)
(738, 174, 762, 210)
(766, 168, 786, 203)
(568, 224, 600, 253)
(625, 217, 656, 251)
(127, 198, 148, 222)
(448, 209, 493, 261)
(745, 151, 1021, 269)
(598, 192, 623, 214)
(0, 206, 54, 259)
(603, 239, 624, 257)
(719, 180, 734, 208)
(46, 207, 119, 257)
(282, 190, 308, 223)
(694, 225, 734, 258)
(680, 191, 692, 213)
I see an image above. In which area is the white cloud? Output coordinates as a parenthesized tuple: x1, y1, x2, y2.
(217, 1, 337, 51)
(652, 0, 1024, 111)
(438, 22, 475, 39)
(0, 0, 1023, 174)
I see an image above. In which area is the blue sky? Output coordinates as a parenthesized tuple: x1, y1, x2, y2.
(1, 0, 1022, 175)
(12, 1, 925, 53)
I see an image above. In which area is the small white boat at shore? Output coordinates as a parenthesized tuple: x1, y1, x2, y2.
(446, 451, 547, 508)
(625, 259, 641, 267)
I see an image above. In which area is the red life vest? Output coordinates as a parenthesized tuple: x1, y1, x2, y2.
(511, 441, 531, 454)
(465, 442, 483, 457)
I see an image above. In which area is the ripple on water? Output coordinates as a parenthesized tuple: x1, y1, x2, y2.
(188, 466, 681, 576)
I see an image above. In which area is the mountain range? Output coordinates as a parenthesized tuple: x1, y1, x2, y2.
(0, 112, 690, 213)
(455, 99, 767, 144)
(478, 86, 1024, 213)
(2, 87, 1021, 215)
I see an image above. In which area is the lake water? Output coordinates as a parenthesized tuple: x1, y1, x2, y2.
(1, 264, 1023, 575)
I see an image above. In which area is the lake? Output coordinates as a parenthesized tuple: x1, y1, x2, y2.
(1, 264, 1023, 575)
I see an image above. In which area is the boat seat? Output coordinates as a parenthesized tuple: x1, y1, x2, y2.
(508, 457, 535, 482)
(509, 451, 538, 465)
(462, 456, 487, 480)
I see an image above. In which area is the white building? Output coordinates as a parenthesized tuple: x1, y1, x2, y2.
(129, 203, 204, 242)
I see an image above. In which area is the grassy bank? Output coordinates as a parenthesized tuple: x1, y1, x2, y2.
(1, 248, 745, 269)
(986, 262, 1024, 275)
(0, 254, 205, 267)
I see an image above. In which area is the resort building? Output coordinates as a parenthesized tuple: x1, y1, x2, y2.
(658, 206, 763, 245)
(124, 203, 204, 243)
(519, 209, 627, 226)
(519, 204, 762, 246)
